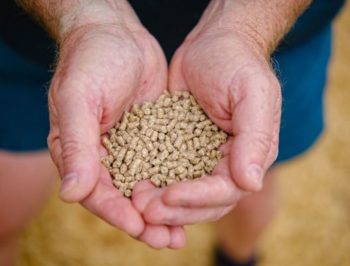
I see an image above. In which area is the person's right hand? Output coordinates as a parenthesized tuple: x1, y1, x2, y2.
(47, 19, 185, 249)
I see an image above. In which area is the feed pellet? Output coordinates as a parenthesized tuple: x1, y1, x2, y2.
(101, 91, 228, 197)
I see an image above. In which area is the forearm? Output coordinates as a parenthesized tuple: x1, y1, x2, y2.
(202, 0, 312, 56)
(16, 0, 140, 43)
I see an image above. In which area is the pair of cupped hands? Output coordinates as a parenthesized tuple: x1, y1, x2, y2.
(47, 15, 281, 249)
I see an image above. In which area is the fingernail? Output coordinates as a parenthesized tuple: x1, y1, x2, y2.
(60, 173, 79, 198)
(246, 164, 263, 190)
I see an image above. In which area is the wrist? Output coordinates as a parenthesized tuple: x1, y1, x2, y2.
(58, 0, 141, 44)
(200, 0, 311, 57)
(18, 0, 143, 44)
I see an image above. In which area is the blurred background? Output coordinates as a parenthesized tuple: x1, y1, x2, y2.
(15, 3, 350, 266)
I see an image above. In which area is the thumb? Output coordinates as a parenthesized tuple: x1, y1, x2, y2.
(50, 87, 101, 203)
(230, 71, 281, 192)
(168, 48, 188, 91)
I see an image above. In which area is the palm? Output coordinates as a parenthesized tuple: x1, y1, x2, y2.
(133, 30, 282, 227)
(169, 30, 281, 189)
(48, 25, 185, 248)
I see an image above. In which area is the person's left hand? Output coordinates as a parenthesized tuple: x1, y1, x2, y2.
(133, 9, 282, 226)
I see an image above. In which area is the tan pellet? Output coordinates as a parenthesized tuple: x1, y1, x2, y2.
(101, 90, 228, 197)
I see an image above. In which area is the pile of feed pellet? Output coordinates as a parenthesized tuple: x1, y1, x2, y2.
(101, 91, 227, 197)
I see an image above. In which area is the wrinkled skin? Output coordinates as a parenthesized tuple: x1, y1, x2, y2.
(47, 24, 185, 249)
(47, 19, 281, 248)
(133, 25, 281, 226)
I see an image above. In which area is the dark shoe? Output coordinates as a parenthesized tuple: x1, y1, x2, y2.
(214, 248, 257, 266)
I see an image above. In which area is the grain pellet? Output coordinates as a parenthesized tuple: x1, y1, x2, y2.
(101, 90, 228, 197)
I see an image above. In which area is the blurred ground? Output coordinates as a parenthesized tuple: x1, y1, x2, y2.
(17, 3, 350, 266)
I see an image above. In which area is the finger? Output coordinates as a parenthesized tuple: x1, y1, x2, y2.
(133, 182, 186, 249)
(138, 225, 171, 249)
(47, 129, 64, 174)
(132, 181, 163, 212)
(81, 170, 144, 237)
(162, 154, 244, 208)
(143, 197, 234, 226)
(49, 85, 101, 203)
(132, 180, 155, 195)
(169, 226, 186, 249)
(264, 114, 280, 169)
(138, 225, 186, 249)
(163, 175, 242, 208)
(229, 70, 281, 192)
(132, 180, 155, 194)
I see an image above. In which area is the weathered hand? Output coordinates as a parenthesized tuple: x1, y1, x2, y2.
(134, 13, 281, 226)
(47, 23, 185, 248)
(170, 29, 282, 190)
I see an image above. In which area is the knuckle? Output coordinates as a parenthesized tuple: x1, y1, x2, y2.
(46, 131, 64, 174)
(267, 122, 280, 166)
(271, 145, 279, 163)
(47, 128, 58, 149)
(61, 138, 86, 162)
(131, 193, 146, 212)
(250, 130, 273, 155)
(145, 203, 164, 224)
(163, 214, 179, 225)
(266, 136, 279, 167)
(215, 177, 237, 203)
